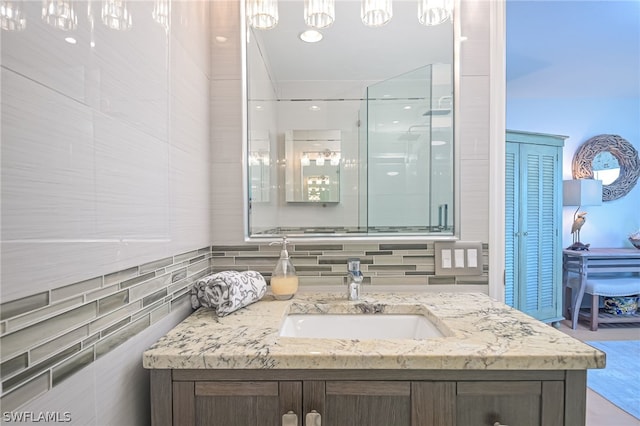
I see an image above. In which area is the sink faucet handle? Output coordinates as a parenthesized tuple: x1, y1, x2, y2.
(347, 258, 361, 273)
(346, 258, 363, 300)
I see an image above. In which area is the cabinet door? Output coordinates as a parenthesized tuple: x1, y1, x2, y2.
(412, 382, 456, 426)
(173, 381, 301, 426)
(456, 381, 564, 426)
(520, 143, 562, 321)
(310, 381, 412, 426)
(505, 142, 521, 308)
(505, 137, 562, 322)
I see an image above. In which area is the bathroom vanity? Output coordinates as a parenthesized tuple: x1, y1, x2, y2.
(143, 293, 604, 426)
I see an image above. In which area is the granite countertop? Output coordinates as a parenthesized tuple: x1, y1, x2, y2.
(143, 292, 605, 370)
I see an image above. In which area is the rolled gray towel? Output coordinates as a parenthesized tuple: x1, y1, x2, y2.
(191, 270, 267, 316)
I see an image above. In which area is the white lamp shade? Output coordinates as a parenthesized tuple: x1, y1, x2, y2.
(563, 179, 603, 206)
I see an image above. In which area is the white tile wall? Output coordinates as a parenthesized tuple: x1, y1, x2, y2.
(172, 0, 212, 78)
(17, 304, 192, 426)
(1, 1, 211, 302)
(458, 0, 491, 77)
(459, 159, 491, 242)
(458, 75, 491, 161)
(456, 0, 491, 243)
(210, 1, 245, 244)
(1, 71, 96, 241)
(1, 1, 210, 420)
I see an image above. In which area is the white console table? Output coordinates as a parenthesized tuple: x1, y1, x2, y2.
(562, 248, 640, 330)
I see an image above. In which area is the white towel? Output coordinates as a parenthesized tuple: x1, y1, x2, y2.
(191, 270, 267, 316)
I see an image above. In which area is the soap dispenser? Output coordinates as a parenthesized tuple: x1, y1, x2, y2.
(270, 236, 298, 300)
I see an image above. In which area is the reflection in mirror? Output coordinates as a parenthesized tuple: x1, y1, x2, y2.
(365, 65, 453, 229)
(285, 130, 341, 203)
(246, 0, 455, 237)
(592, 151, 620, 186)
(249, 130, 271, 203)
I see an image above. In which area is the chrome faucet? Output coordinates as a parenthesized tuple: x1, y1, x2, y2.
(346, 258, 364, 301)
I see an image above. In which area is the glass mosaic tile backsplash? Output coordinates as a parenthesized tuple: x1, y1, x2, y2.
(0, 241, 487, 411)
(0, 247, 211, 412)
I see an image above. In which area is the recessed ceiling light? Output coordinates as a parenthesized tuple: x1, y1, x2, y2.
(387, 171, 399, 176)
(255, 105, 264, 110)
(403, 105, 412, 110)
(392, 120, 399, 124)
(215, 35, 228, 43)
(432, 140, 447, 146)
(309, 105, 320, 111)
(65, 37, 77, 44)
(299, 30, 323, 43)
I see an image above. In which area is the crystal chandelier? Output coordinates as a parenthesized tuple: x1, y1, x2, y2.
(361, 0, 392, 27)
(102, 0, 132, 30)
(42, 0, 77, 31)
(418, 0, 452, 26)
(304, 0, 334, 29)
(152, 0, 169, 30)
(247, 0, 278, 30)
(0, 0, 26, 31)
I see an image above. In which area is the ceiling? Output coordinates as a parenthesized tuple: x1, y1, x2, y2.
(506, 0, 640, 99)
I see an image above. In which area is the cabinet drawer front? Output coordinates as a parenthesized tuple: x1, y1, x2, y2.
(457, 394, 541, 426)
(195, 381, 279, 396)
(457, 381, 541, 396)
(326, 381, 410, 396)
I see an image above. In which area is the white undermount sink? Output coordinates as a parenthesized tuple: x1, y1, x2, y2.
(279, 314, 444, 339)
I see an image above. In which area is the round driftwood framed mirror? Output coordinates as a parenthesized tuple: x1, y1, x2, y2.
(572, 134, 640, 201)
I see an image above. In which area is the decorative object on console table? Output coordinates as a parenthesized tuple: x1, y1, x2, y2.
(563, 179, 602, 250)
(629, 230, 640, 250)
(603, 296, 638, 316)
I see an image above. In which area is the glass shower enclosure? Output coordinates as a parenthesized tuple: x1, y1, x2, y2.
(360, 64, 454, 234)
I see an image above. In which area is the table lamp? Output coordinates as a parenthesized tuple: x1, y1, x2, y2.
(563, 179, 602, 249)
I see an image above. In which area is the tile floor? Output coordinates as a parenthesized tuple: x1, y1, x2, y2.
(557, 319, 640, 426)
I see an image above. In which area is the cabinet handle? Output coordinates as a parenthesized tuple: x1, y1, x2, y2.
(305, 410, 321, 426)
(282, 411, 298, 426)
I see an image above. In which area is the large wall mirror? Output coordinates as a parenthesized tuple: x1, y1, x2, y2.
(246, 0, 455, 238)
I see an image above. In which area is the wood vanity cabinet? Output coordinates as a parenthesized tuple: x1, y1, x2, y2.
(150, 369, 585, 426)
